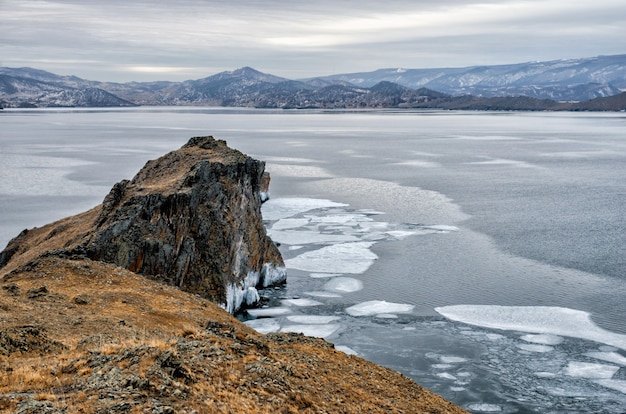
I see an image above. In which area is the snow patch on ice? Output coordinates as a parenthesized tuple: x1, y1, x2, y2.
(435, 305, 626, 350)
(345, 300, 415, 317)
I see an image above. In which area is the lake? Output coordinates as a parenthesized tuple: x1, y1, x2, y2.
(1, 108, 625, 412)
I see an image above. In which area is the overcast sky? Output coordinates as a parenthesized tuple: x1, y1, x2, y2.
(1, 0, 625, 82)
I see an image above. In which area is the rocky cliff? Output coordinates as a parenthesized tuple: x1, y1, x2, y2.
(0, 136, 285, 313)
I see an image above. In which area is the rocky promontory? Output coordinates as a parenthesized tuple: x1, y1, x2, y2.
(0, 137, 466, 413)
(0, 136, 285, 314)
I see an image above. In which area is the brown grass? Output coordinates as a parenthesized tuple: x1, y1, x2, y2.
(1, 255, 467, 413)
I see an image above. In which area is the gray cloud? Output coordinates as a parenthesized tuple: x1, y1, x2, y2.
(1, 0, 624, 81)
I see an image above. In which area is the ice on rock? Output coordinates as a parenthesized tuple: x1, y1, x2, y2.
(244, 318, 280, 334)
(246, 307, 291, 317)
(345, 300, 414, 317)
(261, 198, 348, 221)
(280, 324, 340, 338)
(286, 242, 378, 274)
(585, 351, 626, 366)
(564, 361, 619, 379)
(435, 305, 626, 350)
(323, 277, 363, 293)
(282, 298, 323, 307)
(520, 333, 564, 345)
(287, 315, 341, 324)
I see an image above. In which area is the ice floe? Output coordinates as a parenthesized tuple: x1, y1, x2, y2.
(285, 242, 377, 274)
(335, 345, 358, 355)
(282, 298, 323, 307)
(323, 277, 363, 293)
(435, 305, 626, 350)
(466, 403, 502, 412)
(594, 379, 626, 394)
(564, 361, 619, 379)
(520, 333, 564, 345)
(280, 324, 340, 338)
(271, 218, 311, 230)
(286, 315, 341, 324)
(245, 307, 291, 317)
(268, 230, 358, 245)
(345, 300, 414, 317)
(585, 351, 626, 366)
(516, 343, 554, 353)
(244, 318, 280, 334)
(261, 197, 348, 221)
(303, 291, 343, 298)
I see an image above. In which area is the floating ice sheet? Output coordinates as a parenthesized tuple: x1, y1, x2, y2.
(565, 361, 619, 379)
(261, 197, 348, 221)
(335, 345, 358, 355)
(244, 318, 280, 334)
(270, 218, 311, 230)
(246, 307, 291, 317)
(286, 315, 341, 324)
(323, 277, 363, 293)
(345, 300, 415, 317)
(585, 351, 626, 366)
(280, 324, 340, 338)
(516, 343, 554, 353)
(594, 379, 626, 394)
(282, 298, 322, 307)
(303, 291, 343, 298)
(520, 334, 564, 345)
(466, 403, 503, 412)
(435, 305, 626, 350)
(268, 229, 358, 245)
(285, 242, 377, 274)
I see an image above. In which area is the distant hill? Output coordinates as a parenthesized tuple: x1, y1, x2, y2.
(1, 54, 626, 110)
(315, 54, 626, 102)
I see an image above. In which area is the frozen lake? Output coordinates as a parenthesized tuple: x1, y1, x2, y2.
(1, 108, 625, 412)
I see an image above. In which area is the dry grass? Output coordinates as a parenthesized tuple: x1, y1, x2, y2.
(0, 255, 467, 413)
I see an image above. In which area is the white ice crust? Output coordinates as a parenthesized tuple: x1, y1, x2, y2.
(564, 361, 619, 379)
(280, 324, 340, 338)
(285, 242, 377, 274)
(345, 300, 415, 317)
(261, 197, 347, 221)
(323, 277, 364, 293)
(435, 305, 626, 351)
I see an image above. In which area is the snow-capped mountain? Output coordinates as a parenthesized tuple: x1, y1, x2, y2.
(1, 54, 625, 108)
(316, 55, 626, 101)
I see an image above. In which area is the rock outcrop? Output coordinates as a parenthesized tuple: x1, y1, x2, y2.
(0, 136, 286, 313)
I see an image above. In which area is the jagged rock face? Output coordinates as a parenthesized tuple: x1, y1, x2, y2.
(0, 136, 285, 313)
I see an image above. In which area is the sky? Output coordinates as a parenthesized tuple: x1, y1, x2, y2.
(1, 0, 625, 82)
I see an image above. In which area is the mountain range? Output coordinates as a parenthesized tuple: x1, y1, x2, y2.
(1, 54, 625, 110)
